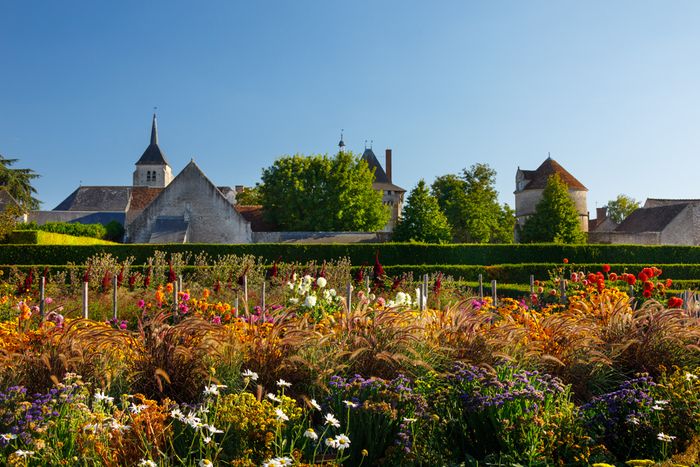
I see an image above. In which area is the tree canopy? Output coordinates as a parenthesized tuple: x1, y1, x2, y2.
(606, 194, 640, 224)
(393, 179, 452, 243)
(235, 185, 262, 206)
(431, 163, 514, 243)
(259, 152, 389, 231)
(0, 155, 40, 212)
(520, 174, 586, 244)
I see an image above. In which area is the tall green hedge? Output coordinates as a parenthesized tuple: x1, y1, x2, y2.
(4, 243, 700, 267)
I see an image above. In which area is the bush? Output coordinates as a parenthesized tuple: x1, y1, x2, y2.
(17, 221, 109, 239)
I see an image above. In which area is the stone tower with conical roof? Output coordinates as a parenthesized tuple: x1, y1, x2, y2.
(133, 114, 174, 188)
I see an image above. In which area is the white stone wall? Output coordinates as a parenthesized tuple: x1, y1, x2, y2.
(660, 205, 696, 245)
(128, 163, 252, 243)
(588, 231, 661, 244)
(133, 164, 174, 188)
(515, 188, 588, 232)
(382, 191, 404, 232)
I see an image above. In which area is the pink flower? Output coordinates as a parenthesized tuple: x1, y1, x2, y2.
(119, 321, 128, 330)
(45, 297, 53, 305)
(138, 299, 145, 309)
(212, 316, 222, 325)
(376, 297, 386, 307)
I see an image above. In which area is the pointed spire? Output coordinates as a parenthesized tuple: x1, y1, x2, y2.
(150, 113, 158, 146)
(338, 129, 345, 151)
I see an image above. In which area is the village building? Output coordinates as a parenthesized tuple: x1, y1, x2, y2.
(514, 156, 589, 240)
(589, 199, 700, 245)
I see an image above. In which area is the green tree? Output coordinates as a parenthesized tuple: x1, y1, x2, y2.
(431, 163, 515, 243)
(0, 154, 40, 211)
(520, 174, 586, 243)
(259, 152, 389, 231)
(235, 185, 262, 205)
(393, 179, 452, 243)
(606, 194, 639, 223)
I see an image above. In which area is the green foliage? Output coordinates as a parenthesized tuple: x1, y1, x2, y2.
(234, 185, 263, 205)
(393, 180, 451, 243)
(18, 221, 109, 239)
(104, 221, 125, 242)
(520, 174, 586, 244)
(606, 194, 640, 224)
(432, 163, 515, 243)
(0, 205, 21, 242)
(259, 152, 389, 231)
(0, 154, 40, 211)
(4, 230, 115, 245)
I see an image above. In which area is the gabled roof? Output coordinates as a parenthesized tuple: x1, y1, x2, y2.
(644, 198, 700, 208)
(519, 157, 587, 191)
(615, 203, 688, 233)
(149, 216, 189, 243)
(54, 186, 131, 211)
(135, 114, 170, 166)
(361, 148, 406, 193)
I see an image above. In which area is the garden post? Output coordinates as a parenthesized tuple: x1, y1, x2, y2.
(243, 274, 248, 303)
(82, 281, 89, 319)
(178, 275, 183, 293)
(417, 287, 423, 312)
(39, 276, 45, 320)
(629, 285, 634, 297)
(261, 281, 266, 313)
(478, 274, 483, 300)
(560, 278, 567, 304)
(423, 274, 429, 310)
(234, 295, 239, 318)
(530, 275, 535, 295)
(346, 283, 352, 310)
(491, 280, 498, 307)
(365, 275, 370, 295)
(112, 275, 118, 321)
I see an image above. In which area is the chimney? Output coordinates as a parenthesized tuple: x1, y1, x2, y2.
(385, 149, 392, 183)
(596, 206, 607, 221)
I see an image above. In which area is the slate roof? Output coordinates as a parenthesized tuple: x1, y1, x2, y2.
(135, 114, 170, 166)
(361, 148, 406, 193)
(149, 216, 189, 243)
(614, 203, 688, 233)
(54, 187, 131, 211)
(519, 158, 587, 191)
(644, 198, 700, 208)
(29, 211, 126, 226)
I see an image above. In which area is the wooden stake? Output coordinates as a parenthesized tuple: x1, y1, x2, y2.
(491, 280, 498, 307)
(82, 282, 89, 319)
(112, 275, 118, 321)
(346, 283, 352, 310)
(478, 274, 484, 300)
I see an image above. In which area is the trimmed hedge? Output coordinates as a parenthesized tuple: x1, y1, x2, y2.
(6, 243, 700, 266)
(4, 231, 115, 246)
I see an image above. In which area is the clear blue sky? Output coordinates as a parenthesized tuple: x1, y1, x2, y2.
(2, 1, 700, 214)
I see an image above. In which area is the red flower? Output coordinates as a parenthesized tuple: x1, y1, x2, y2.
(638, 272, 649, 282)
(602, 264, 611, 273)
(626, 275, 637, 286)
(643, 281, 654, 291)
(642, 289, 652, 298)
(609, 272, 618, 282)
(563, 258, 569, 264)
(668, 296, 684, 308)
(666, 279, 673, 288)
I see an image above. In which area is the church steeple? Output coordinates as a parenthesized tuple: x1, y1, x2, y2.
(150, 113, 158, 145)
(134, 113, 173, 188)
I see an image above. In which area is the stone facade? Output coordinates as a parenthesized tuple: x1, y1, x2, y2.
(127, 161, 252, 243)
(514, 157, 589, 237)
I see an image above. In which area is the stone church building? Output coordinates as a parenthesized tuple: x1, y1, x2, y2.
(29, 116, 399, 243)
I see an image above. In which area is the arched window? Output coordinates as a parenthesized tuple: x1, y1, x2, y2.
(152, 172, 156, 182)
(146, 171, 152, 182)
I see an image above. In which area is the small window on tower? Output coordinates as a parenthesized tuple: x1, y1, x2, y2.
(146, 171, 152, 182)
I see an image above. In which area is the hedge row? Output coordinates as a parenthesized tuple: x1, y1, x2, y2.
(3, 231, 115, 246)
(6, 243, 700, 266)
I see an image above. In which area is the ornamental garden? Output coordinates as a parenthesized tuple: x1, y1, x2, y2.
(1, 244, 700, 466)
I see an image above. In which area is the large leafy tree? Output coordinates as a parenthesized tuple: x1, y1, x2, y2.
(606, 194, 639, 224)
(393, 179, 451, 243)
(0, 154, 40, 211)
(259, 152, 389, 231)
(520, 174, 586, 243)
(431, 163, 515, 243)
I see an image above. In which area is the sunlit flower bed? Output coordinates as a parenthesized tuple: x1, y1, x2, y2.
(1, 256, 700, 465)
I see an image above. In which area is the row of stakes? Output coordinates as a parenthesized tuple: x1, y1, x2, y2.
(34, 272, 693, 321)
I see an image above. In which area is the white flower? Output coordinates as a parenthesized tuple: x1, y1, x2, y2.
(309, 398, 321, 411)
(686, 372, 698, 381)
(83, 423, 100, 433)
(276, 457, 293, 466)
(109, 420, 131, 433)
(287, 281, 294, 290)
(170, 408, 184, 420)
(403, 417, 417, 423)
(1, 433, 17, 441)
(183, 412, 202, 428)
(129, 403, 148, 414)
(304, 427, 319, 440)
(242, 369, 259, 381)
(138, 460, 157, 467)
(205, 424, 223, 434)
(335, 434, 351, 450)
(267, 393, 282, 403)
(203, 436, 212, 444)
(288, 298, 299, 305)
(14, 450, 35, 458)
(198, 460, 213, 467)
(203, 384, 226, 396)
(324, 413, 340, 428)
(627, 415, 640, 425)
(275, 408, 289, 422)
(343, 400, 358, 408)
(657, 432, 676, 442)
(655, 399, 669, 405)
(94, 389, 114, 404)
(262, 459, 281, 467)
(316, 277, 327, 288)
(276, 379, 292, 388)
(325, 437, 339, 448)
(303, 295, 317, 308)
